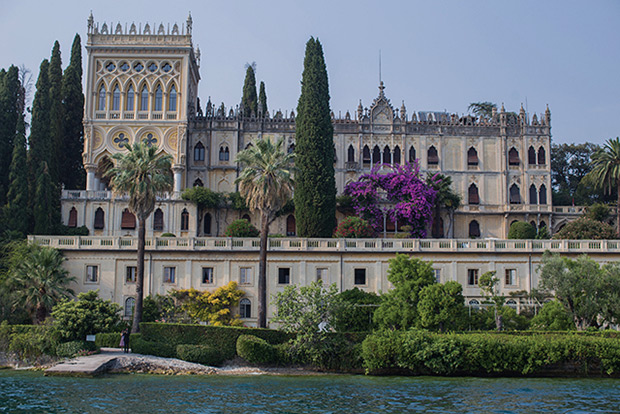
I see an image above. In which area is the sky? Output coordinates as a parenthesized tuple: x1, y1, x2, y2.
(1, 0, 618, 145)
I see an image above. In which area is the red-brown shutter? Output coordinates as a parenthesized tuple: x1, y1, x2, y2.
(121, 209, 136, 229)
(68, 207, 78, 228)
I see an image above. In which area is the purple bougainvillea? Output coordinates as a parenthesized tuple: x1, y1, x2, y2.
(343, 162, 438, 238)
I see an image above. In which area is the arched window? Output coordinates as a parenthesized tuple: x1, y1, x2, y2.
(168, 85, 177, 111)
(509, 147, 520, 166)
(153, 208, 164, 231)
(383, 145, 391, 164)
(94, 207, 105, 229)
(154, 84, 163, 111)
(194, 142, 205, 162)
(467, 147, 479, 166)
(469, 220, 481, 238)
(193, 178, 203, 187)
(538, 146, 546, 165)
(409, 146, 416, 163)
(347, 145, 355, 163)
(181, 209, 189, 231)
(469, 299, 480, 309)
(126, 84, 134, 111)
(98, 85, 106, 110)
(468, 184, 480, 205)
(530, 220, 537, 229)
(362, 145, 371, 166)
(539, 220, 547, 229)
(393, 146, 401, 164)
(529, 184, 538, 205)
(240, 298, 251, 318)
(372, 145, 381, 165)
(140, 85, 148, 111)
(112, 85, 120, 111)
(121, 208, 136, 229)
(528, 146, 536, 165)
(427, 146, 439, 165)
(124, 297, 135, 318)
(539, 184, 547, 204)
(219, 146, 229, 161)
(286, 214, 296, 236)
(68, 207, 78, 228)
(204, 213, 212, 235)
(242, 214, 251, 223)
(510, 184, 521, 204)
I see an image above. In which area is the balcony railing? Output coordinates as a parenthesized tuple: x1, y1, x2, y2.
(28, 236, 620, 254)
(61, 190, 182, 201)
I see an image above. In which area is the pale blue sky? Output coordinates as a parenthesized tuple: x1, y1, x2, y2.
(1, 0, 618, 145)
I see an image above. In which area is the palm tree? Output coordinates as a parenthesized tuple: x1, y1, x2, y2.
(427, 174, 461, 238)
(10, 244, 75, 323)
(106, 142, 173, 333)
(235, 137, 294, 328)
(588, 137, 620, 236)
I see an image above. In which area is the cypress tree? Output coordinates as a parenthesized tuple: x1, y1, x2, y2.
(48, 41, 63, 187)
(61, 34, 85, 190)
(258, 81, 268, 117)
(6, 112, 30, 236)
(0, 66, 21, 205)
(28, 59, 51, 230)
(294, 38, 336, 237)
(33, 161, 59, 235)
(241, 64, 257, 117)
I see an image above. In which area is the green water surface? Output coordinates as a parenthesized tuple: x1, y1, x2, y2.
(0, 370, 618, 413)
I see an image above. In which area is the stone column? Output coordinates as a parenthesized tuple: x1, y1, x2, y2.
(172, 165, 184, 193)
(85, 164, 97, 191)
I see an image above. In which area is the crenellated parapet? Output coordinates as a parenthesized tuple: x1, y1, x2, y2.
(87, 12, 194, 45)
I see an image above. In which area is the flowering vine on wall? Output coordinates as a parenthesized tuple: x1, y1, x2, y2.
(343, 162, 438, 237)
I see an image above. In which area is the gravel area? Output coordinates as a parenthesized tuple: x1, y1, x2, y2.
(107, 354, 217, 375)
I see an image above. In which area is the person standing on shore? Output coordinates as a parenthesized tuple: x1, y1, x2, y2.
(120, 329, 130, 353)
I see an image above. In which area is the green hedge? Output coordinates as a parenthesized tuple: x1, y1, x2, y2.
(131, 336, 177, 358)
(362, 330, 620, 376)
(176, 344, 224, 366)
(56, 340, 97, 358)
(95, 332, 121, 348)
(139, 323, 291, 361)
(236, 335, 278, 364)
(0, 323, 57, 359)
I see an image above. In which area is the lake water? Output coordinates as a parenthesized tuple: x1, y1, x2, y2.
(1, 370, 619, 413)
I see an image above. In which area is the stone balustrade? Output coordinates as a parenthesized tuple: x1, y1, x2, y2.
(28, 235, 620, 254)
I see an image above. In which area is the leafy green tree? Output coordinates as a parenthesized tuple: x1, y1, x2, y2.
(417, 281, 466, 332)
(374, 254, 435, 330)
(241, 63, 258, 117)
(258, 80, 267, 116)
(181, 186, 221, 236)
(235, 137, 294, 328)
(60, 34, 85, 190)
(333, 287, 381, 332)
(28, 59, 51, 231)
(427, 174, 461, 238)
(5, 111, 29, 236)
(0, 66, 21, 205)
(530, 300, 575, 331)
(106, 142, 173, 333)
(587, 137, 620, 235)
(51, 290, 122, 342)
(294, 37, 337, 238)
(539, 252, 620, 330)
(48, 41, 63, 187)
(551, 142, 603, 205)
(224, 219, 259, 237)
(8, 243, 75, 323)
(468, 101, 496, 119)
(508, 221, 537, 239)
(478, 271, 505, 330)
(584, 203, 611, 222)
(553, 217, 616, 240)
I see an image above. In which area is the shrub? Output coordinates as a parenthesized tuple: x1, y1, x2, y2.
(95, 332, 121, 348)
(177, 344, 224, 366)
(8, 327, 57, 360)
(131, 336, 177, 358)
(224, 219, 259, 237)
(160, 232, 176, 237)
(56, 340, 97, 358)
(507, 221, 536, 239)
(334, 288, 381, 332)
(139, 322, 291, 361)
(531, 300, 575, 331)
(553, 217, 617, 240)
(236, 335, 277, 364)
(333, 216, 375, 238)
(585, 203, 611, 222)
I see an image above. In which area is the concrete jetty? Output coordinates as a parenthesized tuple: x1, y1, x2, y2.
(45, 348, 126, 377)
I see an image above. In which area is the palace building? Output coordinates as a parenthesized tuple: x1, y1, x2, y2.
(46, 15, 595, 325)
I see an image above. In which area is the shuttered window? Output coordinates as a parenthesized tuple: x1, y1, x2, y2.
(94, 208, 105, 229)
(539, 184, 547, 204)
(467, 147, 479, 166)
(528, 146, 536, 165)
(510, 184, 521, 204)
(68, 207, 78, 228)
(468, 184, 479, 205)
(181, 209, 189, 231)
(286, 215, 296, 236)
(427, 146, 439, 165)
(529, 185, 538, 204)
(469, 220, 481, 238)
(121, 209, 136, 229)
(153, 208, 164, 231)
(509, 148, 520, 166)
(538, 147, 546, 165)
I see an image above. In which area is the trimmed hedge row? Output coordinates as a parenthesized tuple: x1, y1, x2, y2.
(177, 344, 225, 366)
(236, 335, 278, 364)
(362, 330, 620, 376)
(95, 333, 121, 348)
(139, 322, 292, 361)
